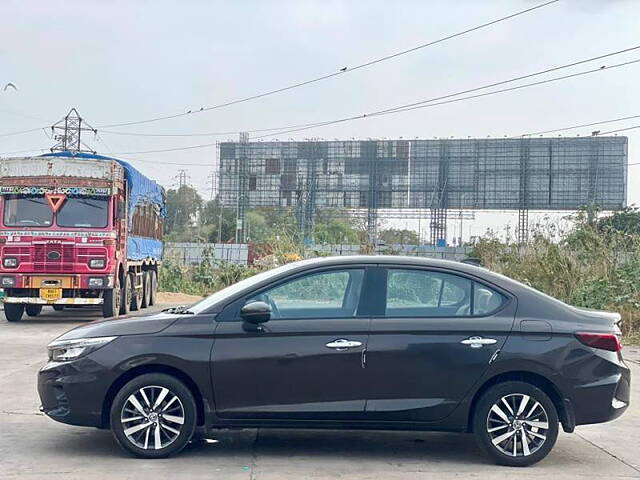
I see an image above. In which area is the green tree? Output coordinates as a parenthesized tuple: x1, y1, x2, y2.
(379, 228, 420, 245)
(313, 218, 359, 244)
(165, 185, 203, 235)
(596, 207, 640, 235)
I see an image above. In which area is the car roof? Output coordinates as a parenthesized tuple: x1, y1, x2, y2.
(282, 255, 507, 281)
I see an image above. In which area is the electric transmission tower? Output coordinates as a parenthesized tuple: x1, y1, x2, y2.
(50, 108, 97, 154)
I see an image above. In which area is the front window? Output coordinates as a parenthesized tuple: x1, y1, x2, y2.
(57, 197, 109, 228)
(3, 195, 52, 227)
(247, 268, 365, 319)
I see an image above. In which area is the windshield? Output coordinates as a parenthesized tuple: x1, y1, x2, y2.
(57, 197, 109, 228)
(3, 195, 53, 227)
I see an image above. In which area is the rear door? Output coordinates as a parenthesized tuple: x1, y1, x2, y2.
(211, 266, 370, 421)
(364, 266, 516, 422)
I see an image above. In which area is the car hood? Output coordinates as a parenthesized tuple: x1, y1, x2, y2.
(53, 312, 182, 342)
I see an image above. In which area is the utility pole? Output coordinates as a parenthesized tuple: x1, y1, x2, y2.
(50, 108, 97, 154)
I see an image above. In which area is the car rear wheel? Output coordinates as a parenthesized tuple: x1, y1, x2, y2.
(4, 303, 24, 322)
(473, 381, 558, 467)
(110, 373, 196, 458)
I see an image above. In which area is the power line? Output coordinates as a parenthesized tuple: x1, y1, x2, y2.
(518, 114, 640, 137)
(95, 0, 560, 129)
(0, 126, 48, 138)
(103, 46, 640, 148)
(599, 124, 640, 135)
(252, 57, 640, 140)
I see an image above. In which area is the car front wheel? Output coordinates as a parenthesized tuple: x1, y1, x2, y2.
(110, 373, 197, 458)
(473, 381, 559, 467)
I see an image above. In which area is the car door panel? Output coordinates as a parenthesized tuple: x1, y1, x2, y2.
(363, 267, 516, 423)
(212, 318, 369, 419)
(210, 266, 370, 421)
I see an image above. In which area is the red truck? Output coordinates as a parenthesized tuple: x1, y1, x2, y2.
(0, 152, 165, 321)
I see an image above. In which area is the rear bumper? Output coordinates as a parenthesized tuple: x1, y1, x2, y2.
(572, 360, 631, 426)
(4, 296, 103, 305)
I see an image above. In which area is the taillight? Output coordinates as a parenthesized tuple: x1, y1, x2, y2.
(575, 332, 622, 352)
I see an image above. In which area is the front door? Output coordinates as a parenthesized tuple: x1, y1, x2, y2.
(211, 267, 369, 420)
(364, 266, 516, 422)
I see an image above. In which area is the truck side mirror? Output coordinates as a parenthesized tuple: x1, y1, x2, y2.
(116, 201, 126, 220)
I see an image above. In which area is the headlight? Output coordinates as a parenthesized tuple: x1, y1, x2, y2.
(88, 277, 105, 287)
(1, 276, 16, 287)
(47, 336, 117, 362)
(89, 258, 106, 269)
(3, 257, 18, 268)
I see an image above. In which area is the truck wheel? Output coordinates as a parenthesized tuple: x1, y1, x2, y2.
(119, 275, 130, 316)
(5, 303, 24, 322)
(103, 277, 121, 318)
(26, 305, 43, 317)
(130, 272, 143, 311)
(53, 305, 65, 312)
(141, 271, 151, 309)
(148, 270, 158, 306)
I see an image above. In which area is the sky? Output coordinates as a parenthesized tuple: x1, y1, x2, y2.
(1, 0, 638, 242)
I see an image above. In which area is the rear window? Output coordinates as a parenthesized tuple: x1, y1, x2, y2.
(385, 268, 504, 317)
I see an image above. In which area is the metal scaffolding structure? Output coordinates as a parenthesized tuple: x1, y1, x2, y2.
(218, 136, 628, 244)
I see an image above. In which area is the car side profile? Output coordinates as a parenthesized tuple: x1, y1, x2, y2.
(38, 256, 630, 466)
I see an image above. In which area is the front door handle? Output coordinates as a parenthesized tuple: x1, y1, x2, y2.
(461, 336, 498, 348)
(326, 339, 363, 351)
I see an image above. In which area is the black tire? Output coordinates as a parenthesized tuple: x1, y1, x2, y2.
(103, 276, 121, 318)
(130, 272, 142, 311)
(53, 305, 65, 312)
(141, 271, 151, 309)
(26, 305, 43, 317)
(110, 373, 197, 458)
(4, 303, 24, 322)
(119, 274, 130, 316)
(473, 381, 559, 467)
(148, 270, 158, 306)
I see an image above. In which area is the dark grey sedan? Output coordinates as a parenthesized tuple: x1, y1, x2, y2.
(38, 256, 630, 466)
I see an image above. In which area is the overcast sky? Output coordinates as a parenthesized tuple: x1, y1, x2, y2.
(1, 0, 638, 240)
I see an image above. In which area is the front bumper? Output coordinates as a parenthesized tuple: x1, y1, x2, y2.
(38, 357, 113, 428)
(5, 297, 103, 305)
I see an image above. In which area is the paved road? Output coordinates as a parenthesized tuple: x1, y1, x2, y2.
(1, 307, 638, 479)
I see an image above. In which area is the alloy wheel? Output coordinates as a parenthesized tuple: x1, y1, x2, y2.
(486, 393, 549, 457)
(120, 385, 185, 450)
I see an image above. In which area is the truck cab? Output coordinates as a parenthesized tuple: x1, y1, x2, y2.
(0, 152, 164, 321)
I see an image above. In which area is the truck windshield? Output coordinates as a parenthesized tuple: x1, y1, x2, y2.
(57, 197, 109, 228)
(3, 195, 53, 227)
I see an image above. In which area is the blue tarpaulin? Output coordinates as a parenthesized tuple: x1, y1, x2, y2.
(42, 152, 165, 261)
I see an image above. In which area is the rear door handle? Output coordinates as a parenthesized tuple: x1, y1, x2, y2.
(326, 339, 363, 351)
(461, 336, 497, 348)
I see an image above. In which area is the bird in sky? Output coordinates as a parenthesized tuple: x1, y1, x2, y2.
(3, 82, 17, 91)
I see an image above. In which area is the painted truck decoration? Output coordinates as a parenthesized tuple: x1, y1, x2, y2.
(0, 152, 165, 321)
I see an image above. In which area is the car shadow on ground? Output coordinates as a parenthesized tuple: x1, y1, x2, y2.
(42, 426, 490, 465)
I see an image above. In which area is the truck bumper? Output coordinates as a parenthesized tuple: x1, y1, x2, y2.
(3, 297, 103, 305)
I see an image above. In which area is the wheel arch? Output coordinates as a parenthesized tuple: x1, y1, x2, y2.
(101, 364, 205, 429)
(467, 370, 572, 433)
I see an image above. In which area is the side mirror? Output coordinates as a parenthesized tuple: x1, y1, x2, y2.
(116, 201, 126, 220)
(240, 301, 271, 324)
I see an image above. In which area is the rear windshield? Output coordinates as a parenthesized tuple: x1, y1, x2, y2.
(3, 195, 53, 227)
(57, 197, 109, 228)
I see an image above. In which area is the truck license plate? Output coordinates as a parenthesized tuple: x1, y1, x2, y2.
(40, 288, 62, 302)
